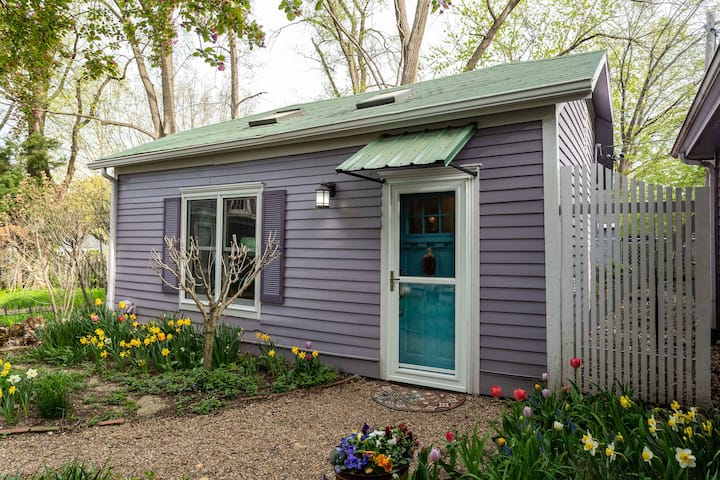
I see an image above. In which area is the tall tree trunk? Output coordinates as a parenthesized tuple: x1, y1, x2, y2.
(126, 28, 163, 139)
(160, 51, 176, 136)
(229, 29, 239, 119)
(395, 0, 430, 85)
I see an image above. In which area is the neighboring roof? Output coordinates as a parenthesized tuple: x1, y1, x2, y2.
(90, 51, 609, 170)
(336, 125, 475, 173)
(672, 46, 720, 163)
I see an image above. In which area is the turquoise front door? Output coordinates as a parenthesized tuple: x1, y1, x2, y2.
(398, 192, 456, 371)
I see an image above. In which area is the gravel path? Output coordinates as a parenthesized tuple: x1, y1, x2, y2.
(0, 378, 504, 479)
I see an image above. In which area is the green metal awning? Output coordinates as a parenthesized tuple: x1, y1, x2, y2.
(336, 125, 476, 174)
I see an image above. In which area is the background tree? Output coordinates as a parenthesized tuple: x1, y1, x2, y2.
(151, 234, 279, 371)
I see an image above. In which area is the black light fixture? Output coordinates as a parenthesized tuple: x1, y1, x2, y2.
(315, 182, 336, 208)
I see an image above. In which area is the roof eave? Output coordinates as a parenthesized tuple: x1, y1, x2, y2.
(672, 47, 720, 160)
(89, 79, 594, 170)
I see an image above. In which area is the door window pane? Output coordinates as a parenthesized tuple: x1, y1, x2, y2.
(400, 192, 455, 277)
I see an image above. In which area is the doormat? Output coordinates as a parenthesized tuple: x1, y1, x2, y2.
(371, 384, 466, 412)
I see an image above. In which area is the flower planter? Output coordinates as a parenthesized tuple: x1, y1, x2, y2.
(335, 467, 409, 480)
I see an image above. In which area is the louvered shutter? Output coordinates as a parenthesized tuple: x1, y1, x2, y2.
(260, 190, 286, 304)
(162, 197, 181, 293)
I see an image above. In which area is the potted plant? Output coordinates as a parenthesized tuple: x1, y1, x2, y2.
(330, 423, 417, 479)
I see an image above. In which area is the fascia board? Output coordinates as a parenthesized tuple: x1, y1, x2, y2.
(89, 79, 593, 170)
(672, 48, 720, 158)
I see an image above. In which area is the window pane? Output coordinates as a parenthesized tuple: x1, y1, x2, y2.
(223, 197, 257, 303)
(187, 200, 217, 295)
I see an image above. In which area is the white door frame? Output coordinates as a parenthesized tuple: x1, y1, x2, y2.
(379, 167, 478, 392)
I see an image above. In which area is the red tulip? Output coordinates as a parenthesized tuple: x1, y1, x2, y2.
(445, 431, 455, 442)
(570, 357, 582, 369)
(513, 388, 527, 402)
(490, 386, 502, 399)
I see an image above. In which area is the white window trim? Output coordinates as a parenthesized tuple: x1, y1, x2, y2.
(180, 182, 264, 320)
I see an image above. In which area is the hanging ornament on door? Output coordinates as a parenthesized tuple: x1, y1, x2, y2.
(423, 247, 436, 276)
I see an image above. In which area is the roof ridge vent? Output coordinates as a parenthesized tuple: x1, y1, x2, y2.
(249, 108, 303, 127)
(355, 88, 413, 110)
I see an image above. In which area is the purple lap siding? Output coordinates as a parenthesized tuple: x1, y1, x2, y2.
(114, 120, 550, 386)
(455, 121, 548, 391)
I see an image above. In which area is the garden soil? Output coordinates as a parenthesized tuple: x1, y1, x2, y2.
(0, 377, 504, 479)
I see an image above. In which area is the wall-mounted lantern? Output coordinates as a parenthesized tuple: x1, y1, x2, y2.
(315, 182, 336, 208)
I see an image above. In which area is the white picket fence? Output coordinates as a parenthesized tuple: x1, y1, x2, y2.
(559, 164, 712, 406)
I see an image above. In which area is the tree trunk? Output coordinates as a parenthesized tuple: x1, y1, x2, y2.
(229, 29, 239, 119)
(126, 29, 163, 139)
(396, 0, 430, 85)
(160, 51, 176, 136)
(202, 311, 219, 371)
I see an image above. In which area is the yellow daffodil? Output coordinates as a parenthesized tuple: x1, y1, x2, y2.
(312, 350, 319, 358)
(642, 446, 654, 464)
(291, 346, 299, 355)
(158, 332, 166, 342)
(100, 350, 108, 358)
(668, 415, 678, 431)
(684, 426, 693, 439)
(130, 314, 137, 320)
(702, 420, 713, 434)
(8, 385, 16, 395)
(619, 395, 632, 409)
(298, 351, 307, 360)
(169, 320, 175, 327)
(616, 433, 624, 442)
(132, 321, 139, 328)
(671, 400, 680, 411)
(161, 348, 170, 357)
(95, 298, 103, 306)
(268, 349, 276, 357)
(167, 333, 173, 341)
(675, 447, 696, 469)
(118, 301, 127, 309)
(497, 437, 506, 447)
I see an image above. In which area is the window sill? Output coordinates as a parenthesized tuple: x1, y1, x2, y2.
(179, 300, 260, 321)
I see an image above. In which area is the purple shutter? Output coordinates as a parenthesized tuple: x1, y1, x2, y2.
(260, 190, 286, 304)
(162, 197, 181, 293)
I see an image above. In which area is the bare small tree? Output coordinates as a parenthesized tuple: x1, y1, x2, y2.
(150, 233, 280, 371)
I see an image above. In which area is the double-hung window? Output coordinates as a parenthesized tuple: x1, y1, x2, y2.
(181, 183, 263, 316)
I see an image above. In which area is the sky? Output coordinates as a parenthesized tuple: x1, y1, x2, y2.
(246, 1, 453, 112)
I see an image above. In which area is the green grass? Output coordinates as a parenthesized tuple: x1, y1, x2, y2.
(0, 288, 105, 324)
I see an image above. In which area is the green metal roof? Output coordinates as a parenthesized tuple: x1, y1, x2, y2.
(336, 125, 475, 172)
(91, 50, 608, 169)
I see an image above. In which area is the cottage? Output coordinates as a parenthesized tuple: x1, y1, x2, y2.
(90, 51, 613, 394)
(672, 45, 720, 341)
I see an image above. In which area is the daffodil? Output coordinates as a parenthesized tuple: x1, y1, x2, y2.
(671, 400, 680, 411)
(497, 437, 506, 447)
(619, 395, 632, 409)
(100, 350, 108, 358)
(312, 350, 319, 358)
(8, 384, 16, 394)
(642, 446, 654, 464)
(616, 433, 624, 442)
(268, 349, 276, 357)
(95, 298, 103, 306)
(675, 447, 696, 469)
(702, 420, 713, 435)
(8, 374, 20, 385)
(553, 421, 563, 431)
(684, 426, 693, 439)
(26, 368, 37, 379)
(118, 300, 127, 309)
(291, 346, 299, 355)
(161, 348, 170, 357)
(582, 431, 599, 456)
(605, 442, 616, 462)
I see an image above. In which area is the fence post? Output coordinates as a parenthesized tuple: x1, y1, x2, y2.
(694, 187, 712, 407)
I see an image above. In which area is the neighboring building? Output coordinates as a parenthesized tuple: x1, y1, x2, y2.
(90, 51, 612, 394)
(672, 45, 720, 340)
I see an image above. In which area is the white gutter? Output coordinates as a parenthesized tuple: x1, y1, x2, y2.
(89, 79, 594, 170)
(100, 167, 117, 308)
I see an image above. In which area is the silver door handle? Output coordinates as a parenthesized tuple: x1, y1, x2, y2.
(390, 270, 400, 292)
